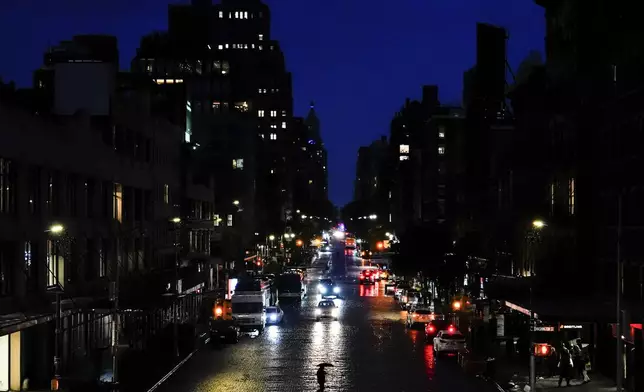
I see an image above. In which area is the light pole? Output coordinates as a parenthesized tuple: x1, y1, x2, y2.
(616, 194, 623, 392)
(45, 224, 64, 389)
(171, 217, 181, 358)
(529, 219, 546, 392)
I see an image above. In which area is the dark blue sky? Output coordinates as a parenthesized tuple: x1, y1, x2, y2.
(0, 0, 544, 206)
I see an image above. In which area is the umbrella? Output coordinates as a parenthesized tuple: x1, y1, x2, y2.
(318, 363, 334, 367)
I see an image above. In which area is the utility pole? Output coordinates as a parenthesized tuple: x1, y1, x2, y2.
(111, 233, 121, 386)
(529, 284, 535, 392)
(616, 193, 623, 392)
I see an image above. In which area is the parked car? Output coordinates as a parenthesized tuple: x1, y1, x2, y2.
(209, 318, 241, 345)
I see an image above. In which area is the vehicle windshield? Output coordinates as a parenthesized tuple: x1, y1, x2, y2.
(415, 309, 432, 315)
(266, 307, 279, 313)
(318, 301, 335, 308)
(232, 302, 263, 314)
(442, 333, 465, 340)
(319, 279, 333, 285)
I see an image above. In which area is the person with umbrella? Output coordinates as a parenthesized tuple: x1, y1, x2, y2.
(317, 363, 333, 390)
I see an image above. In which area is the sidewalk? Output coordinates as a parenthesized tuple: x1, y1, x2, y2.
(492, 353, 616, 391)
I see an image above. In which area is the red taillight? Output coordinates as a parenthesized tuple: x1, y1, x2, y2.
(448, 326, 455, 333)
(428, 326, 435, 332)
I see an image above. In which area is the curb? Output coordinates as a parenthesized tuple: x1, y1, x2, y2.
(146, 332, 210, 392)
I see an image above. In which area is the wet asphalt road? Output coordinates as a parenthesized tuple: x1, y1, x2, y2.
(155, 242, 498, 392)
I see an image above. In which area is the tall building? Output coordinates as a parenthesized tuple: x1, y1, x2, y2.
(388, 86, 440, 235)
(291, 102, 331, 224)
(132, 0, 295, 257)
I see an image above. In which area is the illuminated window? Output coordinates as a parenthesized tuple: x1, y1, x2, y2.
(233, 159, 244, 170)
(270, 110, 277, 117)
(113, 183, 123, 222)
(213, 214, 221, 227)
(219, 11, 223, 18)
(258, 110, 265, 117)
(568, 177, 575, 215)
(227, 214, 233, 227)
(243, 11, 248, 19)
(212, 101, 221, 111)
(399, 144, 410, 154)
(270, 133, 277, 140)
(399, 156, 409, 161)
(389, 191, 392, 199)
(234, 102, 249, 112)
(235, 11, 239, 18)
(259, 34, 264, 41)
(163, 184, 169, 204)
(46, 239, 65, 288)
(439, 132, 445, 138)
(259, 45, 263, 51)
(438, 147, 445, 155)
(282, 122, 287, 129)
(270, 124, 277, 129)
(309, 180, 313, 185)
(282, 110, 287, 117)
(218, 44, 223, 50)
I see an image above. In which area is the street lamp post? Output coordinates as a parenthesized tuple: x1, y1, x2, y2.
(45, 224, 64, 389)
(171, 217, 181, 358)
(616, 194, 623, 392)
(529, 219, 546, 392)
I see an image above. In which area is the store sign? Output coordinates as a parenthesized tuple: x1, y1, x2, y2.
(0, 335, 8, 391)
(560, 324, 583, 330)
(534, 326, 556, 332)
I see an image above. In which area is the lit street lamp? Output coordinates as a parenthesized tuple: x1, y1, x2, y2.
(269, 235, 275, 241)
(48, 224, 64, 234)
(46, 224, 64, 387)
(233, 200, 240, 206)
(171, 217, 181, 224)
(529, 218, 546, 392)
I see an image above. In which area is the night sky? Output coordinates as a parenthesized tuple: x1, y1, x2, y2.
(0, 0, 544, 206)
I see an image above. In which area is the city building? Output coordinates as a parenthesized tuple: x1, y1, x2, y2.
(0, 36, 215, 388)
(132, 0, 295, 256)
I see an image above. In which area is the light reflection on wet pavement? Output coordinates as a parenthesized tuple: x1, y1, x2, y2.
(155, 247, 498, 392)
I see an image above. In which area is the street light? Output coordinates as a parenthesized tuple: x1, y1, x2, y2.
(269, 235, 275, 241)
(529, 218, 546, 392)
(301, 215, 308, 219)
(233, 200, 240, 206)
(385, 232, 391, 237)
(171, 217, 181, 224)
(49, 224, 64, 234)
(46, 224, 64, 387)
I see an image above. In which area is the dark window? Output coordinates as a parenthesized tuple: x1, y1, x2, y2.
(86, 179, 96, 218)
(0, 158, 15, 214)
(0, 245, 11, 295)
(134, 189, 143, 221)
(144, 190, 152, 220)
(102, 181, 110, 218)
(67, 174, 77, 217)
(28, 166, 41, 216)
(47, 172, 61, 216)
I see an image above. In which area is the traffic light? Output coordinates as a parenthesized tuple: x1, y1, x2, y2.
(214, 306, 223, 318)
(534, 343, 551, 357)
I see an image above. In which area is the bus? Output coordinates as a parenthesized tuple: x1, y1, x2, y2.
(345, 237, 356, 250)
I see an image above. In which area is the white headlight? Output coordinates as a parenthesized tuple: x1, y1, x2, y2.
(319, 286, 327, 294)
(333, 287, 341, 294)
(315, 309, 322, 315)
(270, 314, 277, 321)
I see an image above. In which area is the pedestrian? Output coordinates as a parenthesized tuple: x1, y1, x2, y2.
(577, 339, 591, 383)
(317, 365, 327, 390)
(558, 342, 573, 387)
(547, 345, 558, 378)
(570, 339, 583, 380)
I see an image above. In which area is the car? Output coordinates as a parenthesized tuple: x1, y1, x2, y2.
(359, 270, 376, 285)
(317, 279, 341, 298)
(265, 305, 284, 324)
(425, 317, 450, 341)
(400, 289, 421, 310)
(315, 300, 339, 321)
(394, 282, 410, 299)
(432, 327, 466, 354)
(209, 318, 241, 345)
(406, 308, 435, 328)
(384, 280, 396, 294)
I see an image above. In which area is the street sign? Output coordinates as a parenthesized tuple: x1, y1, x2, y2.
(534, 326, 555, 332)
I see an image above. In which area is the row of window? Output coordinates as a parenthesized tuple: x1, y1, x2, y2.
(258, 88, 279, 94)
(214, 43, 274, 51)
(258, 110, 287, 118)
(219, 10, 264, 20)
(145, 60, 230, 76)
(549, 178, 575, 216)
